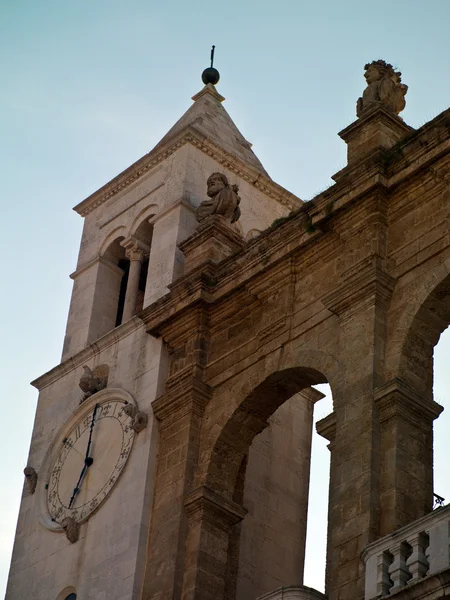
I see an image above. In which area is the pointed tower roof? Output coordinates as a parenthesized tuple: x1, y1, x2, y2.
(74, 64, 302, 217)
(152, 83, 269, 176)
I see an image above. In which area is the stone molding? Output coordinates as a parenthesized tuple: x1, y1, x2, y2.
(152, 374, 212, 425)
(316, 411, 336, 446)
(339, 106, 414, 145)
(31, 316, 144, 391)
(339, 106, 414, 168)
(179, 214, 245, 275)
(184, 485, 247, 531)
(73, 125, 302, 217)
(374, 378, 443, 430)
(69, 255, 124, 281)
(322, 258, 395, 318)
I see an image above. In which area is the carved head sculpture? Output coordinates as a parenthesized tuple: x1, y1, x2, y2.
(207, 172, 228, 197)
(364, 60, 391, 84)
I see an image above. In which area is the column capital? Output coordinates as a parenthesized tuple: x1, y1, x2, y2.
(152, 374, 212, 426)
(121, 237, 149, 262)
(374, 378, 443, 429)
(184, 486, 247, 532)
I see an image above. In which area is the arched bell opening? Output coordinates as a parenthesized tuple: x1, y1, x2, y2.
(102, 236, 129, 328)
(131, 218, 154, 313)
(185, 366, 334, 600)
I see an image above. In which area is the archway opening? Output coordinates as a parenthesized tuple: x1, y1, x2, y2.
(205, 366, 333, 600)
(304, 383, 333, 593)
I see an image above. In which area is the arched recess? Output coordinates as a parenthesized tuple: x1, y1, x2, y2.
(183, 349, 339, 600)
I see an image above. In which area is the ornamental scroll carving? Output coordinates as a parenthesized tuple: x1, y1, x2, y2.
(357, 60, 408, 117)
(196, 173, 241, 224)
(123, 403, 148, 433)
(23, 466, 37, 495)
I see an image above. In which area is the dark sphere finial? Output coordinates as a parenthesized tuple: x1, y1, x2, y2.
(202, 67, 220, 86)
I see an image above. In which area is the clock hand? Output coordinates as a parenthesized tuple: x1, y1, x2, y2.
(84, 403, 99, 462)
(68, 404, 99, 509)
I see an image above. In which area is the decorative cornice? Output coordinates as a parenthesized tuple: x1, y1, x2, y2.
(70, 256, 123, 281)
(73, 125, 302, 217)
(184, 485, 247, 531)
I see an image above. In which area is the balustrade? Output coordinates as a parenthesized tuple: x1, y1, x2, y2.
(363, 504, 450, 599)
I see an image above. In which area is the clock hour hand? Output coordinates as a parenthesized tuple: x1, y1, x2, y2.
(68, 404, 99, 509)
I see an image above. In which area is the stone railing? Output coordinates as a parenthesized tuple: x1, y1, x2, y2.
(257, 585, 327, 600)
(363, 504, 450, 599)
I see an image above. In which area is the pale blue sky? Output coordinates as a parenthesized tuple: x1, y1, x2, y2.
(1, 0, 450, 596)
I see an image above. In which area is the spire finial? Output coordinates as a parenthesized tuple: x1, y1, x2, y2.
(202, 45, 220, 86)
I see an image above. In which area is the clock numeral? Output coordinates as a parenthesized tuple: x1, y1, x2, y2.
(74, 424, 82, 442)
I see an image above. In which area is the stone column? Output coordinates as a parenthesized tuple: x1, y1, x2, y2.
(122, 240, 147, 322)
(182, 486, 247, 600)
(322, 257, 395, 600)
(375, 379, 442, 535)
(141, 374, 212, 600)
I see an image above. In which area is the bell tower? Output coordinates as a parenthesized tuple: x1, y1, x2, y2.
(5, 64, 320, 600)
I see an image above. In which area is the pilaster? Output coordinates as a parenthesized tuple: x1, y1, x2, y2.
(337, 107, 414, 170)
(374, 378, 443, 535)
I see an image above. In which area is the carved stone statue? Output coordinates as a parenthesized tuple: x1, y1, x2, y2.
(79, 364, 109, 403)
(357, 60, 408, 117)
(61, 516, 79, 543)
(123, 403, 148, 433)
(23, 466, 37, 494)
(196, 173, 241, 224)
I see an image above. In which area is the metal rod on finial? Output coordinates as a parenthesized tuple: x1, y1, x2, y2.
(210, 45, 215, 68)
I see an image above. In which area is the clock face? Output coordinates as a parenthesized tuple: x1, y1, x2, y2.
(47, 399, 135, 524)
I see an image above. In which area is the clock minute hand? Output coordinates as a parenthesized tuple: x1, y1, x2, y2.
(68, 404, 99, 509)
(84, 403, 99, 462)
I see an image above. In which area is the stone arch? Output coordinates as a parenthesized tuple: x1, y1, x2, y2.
(99, 226, 128, 258)
(385, 255, 450, 392)
(183, 348, 338, 600)
(201, 347, 339, 498)
(130, 203, 160, 236)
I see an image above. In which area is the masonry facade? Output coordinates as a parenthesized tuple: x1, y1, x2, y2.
(6, 66, 450, 600)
